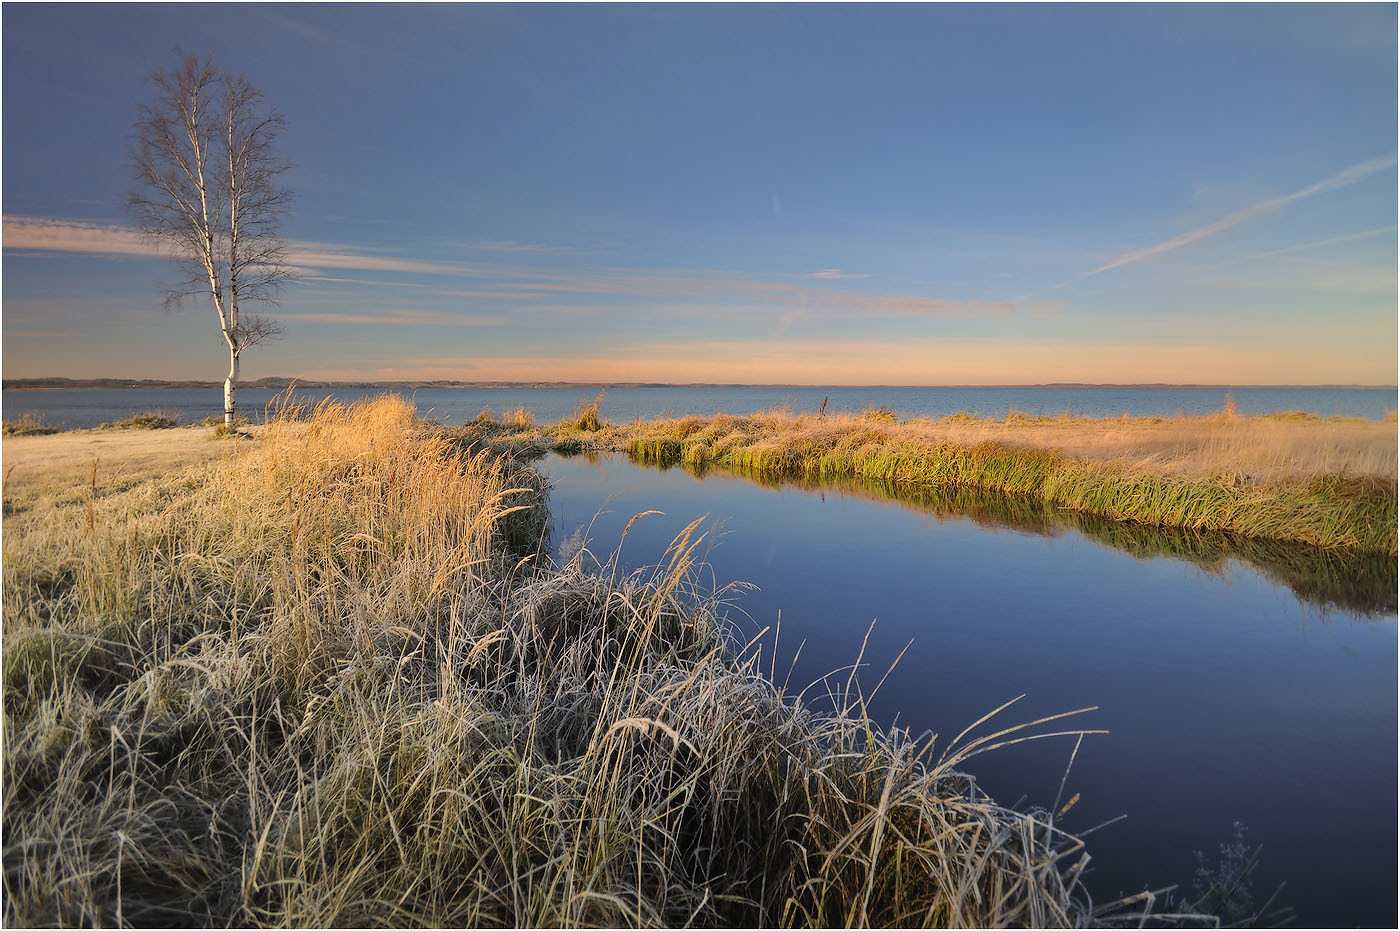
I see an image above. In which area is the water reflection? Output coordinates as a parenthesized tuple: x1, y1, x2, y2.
(599, 451, 1397, 618)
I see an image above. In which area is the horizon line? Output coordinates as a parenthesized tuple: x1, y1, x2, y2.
(4, 377, 1396, 391)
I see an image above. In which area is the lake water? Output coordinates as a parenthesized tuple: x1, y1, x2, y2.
(4, 383, 1396, 430)
(537, 451, 1397, 928)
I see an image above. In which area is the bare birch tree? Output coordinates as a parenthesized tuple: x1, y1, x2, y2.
(128, 55, 293, 427)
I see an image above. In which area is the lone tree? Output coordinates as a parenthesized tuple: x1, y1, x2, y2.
(128, 54, 293, 427)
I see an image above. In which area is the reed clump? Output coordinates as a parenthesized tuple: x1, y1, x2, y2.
(559, 388, 607, 432)
(2, 412, 59, 436)
(202, 413, 254, 429)
(3, 393, 1192, 927)
(99, 409, 181, 430)
(503, 405, 534, 428)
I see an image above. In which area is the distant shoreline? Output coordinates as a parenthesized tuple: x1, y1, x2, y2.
(5, 378, 1396, 391)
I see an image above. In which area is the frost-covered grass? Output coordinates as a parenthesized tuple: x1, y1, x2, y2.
(5, 394, 1212, 927)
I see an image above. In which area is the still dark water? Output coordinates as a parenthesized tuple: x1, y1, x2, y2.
(4, 383, 1396, 430)
(538, 452, 1397, 928)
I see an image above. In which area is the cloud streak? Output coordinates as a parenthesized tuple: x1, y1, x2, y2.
(1202, 225, 1397, 269)
(1082, 153, 1397, 279)
(3, 215, 156, 257)
(1012, 153, 1396, 301)
(4, 214, 1058, 319)
(288, 249, 461, 275)
(277, 308, 501, 326)
(808, 268, 873, 280)
(454, 239, 597, 255)
(2, 216, 467, 274)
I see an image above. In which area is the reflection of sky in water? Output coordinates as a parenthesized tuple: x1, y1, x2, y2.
(540, 452, 1397, 929)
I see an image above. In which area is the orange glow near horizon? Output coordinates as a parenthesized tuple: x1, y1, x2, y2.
(280, 338, 1397, 387)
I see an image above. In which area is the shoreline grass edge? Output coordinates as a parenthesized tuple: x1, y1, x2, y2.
(626, 430, 1397, 555)
(459, 409, 1397, 555)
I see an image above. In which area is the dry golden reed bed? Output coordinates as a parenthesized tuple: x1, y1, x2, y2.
(462, 397, 1397, 554)
(3, 395, 1222, 927)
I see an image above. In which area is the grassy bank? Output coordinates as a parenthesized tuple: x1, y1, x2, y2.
(459, 404, 1397, 554)
(3, 395, 1205, 927)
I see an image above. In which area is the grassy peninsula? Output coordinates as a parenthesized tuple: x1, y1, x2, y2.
(3, 395, 1214, 927)
(458, 397, 1398, 555)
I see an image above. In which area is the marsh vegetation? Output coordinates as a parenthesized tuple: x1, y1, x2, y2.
(2, 412, 59, 437)
(458, 401, 1397, 553)
(97, 410, 182, 430)
(4, 395, 1230, 927)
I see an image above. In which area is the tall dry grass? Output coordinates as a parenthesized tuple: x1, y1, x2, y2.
(2, 394, 1208, 927)
(560, 389, 607, 432)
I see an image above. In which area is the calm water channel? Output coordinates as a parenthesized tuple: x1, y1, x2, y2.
(537, 452, 1397, 928)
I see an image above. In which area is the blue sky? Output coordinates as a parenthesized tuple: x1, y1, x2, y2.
(3, 3, 1396, 384)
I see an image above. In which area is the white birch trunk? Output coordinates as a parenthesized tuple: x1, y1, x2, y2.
(224, 348, 239, 427)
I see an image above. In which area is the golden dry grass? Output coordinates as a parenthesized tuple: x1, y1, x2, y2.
(907, 411, 1396, 483)
(5, 394, 1214, 927)
(616, 408, 1396, 485)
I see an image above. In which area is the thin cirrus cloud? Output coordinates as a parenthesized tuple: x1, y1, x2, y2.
(301, 275, 435, 289)
(2, 215, 155, 257)
(454, 239, 600, 255)
(1201, 225, 1397, 269)
(3, 214, 1058, 318)
(276, 308, 501, 326)
(1081, 152, 1397, 278)
(1174, 264, 1397, 294)
(1, 216, 465, 275)
(807, 269, 873, 280)
(1012, 152, 1397, 300)
(286, 249, 461, 275)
